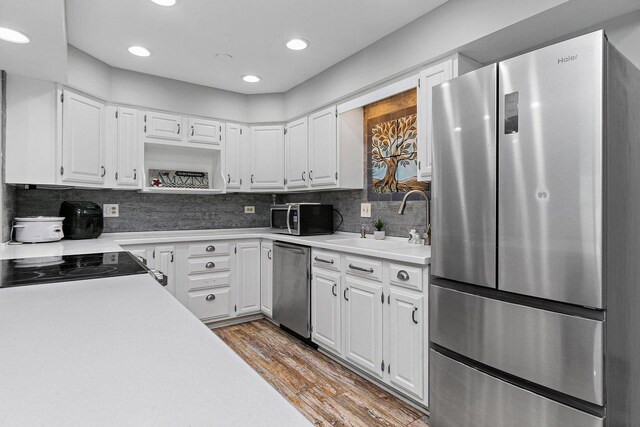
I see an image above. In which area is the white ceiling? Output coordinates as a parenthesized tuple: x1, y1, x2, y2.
(66, 0, 448, 94)
(0, 0, 67, 83)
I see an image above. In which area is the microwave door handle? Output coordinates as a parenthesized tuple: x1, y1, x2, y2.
(286, 205, 293, 235)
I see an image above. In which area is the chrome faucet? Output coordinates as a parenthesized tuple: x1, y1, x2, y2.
(397, 190, 431, 245)
(360, 225, 367, 239)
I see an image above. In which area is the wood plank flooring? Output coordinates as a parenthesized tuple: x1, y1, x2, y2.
(213, 319, 429, 427)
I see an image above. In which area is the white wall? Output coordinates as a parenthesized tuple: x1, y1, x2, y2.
(246, 93, 286, 124)
(67, 46, 110, 100)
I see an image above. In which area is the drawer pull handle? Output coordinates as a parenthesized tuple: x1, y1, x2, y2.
(206, 294, 216, 301)
(332, 283, 337, 297)
(343, 288, 349, 301)
(314, 256, 334, 264)
(206, 262, 215, 269)
(349, 263, 374, 273)
(268, 250, 272, 260)
(412, 307, 418, 324)
(206, 245, 216, 252)
(397, 270, 410, 281)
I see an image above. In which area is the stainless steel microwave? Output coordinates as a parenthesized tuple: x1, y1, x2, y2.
(270, 203, 334, 235)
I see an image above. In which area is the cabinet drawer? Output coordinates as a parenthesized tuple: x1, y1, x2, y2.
(389, 263, 423, 291)
(344, 255, 382, 281)
(430, 350, 602, 427)
(186, 271, 231, 292)
(188, 242, 231, 257)
(187, 256, 230, 274)
(187, 288, 233, 321)
(312, 249, 341, 271)
(431, 285, 604, 405)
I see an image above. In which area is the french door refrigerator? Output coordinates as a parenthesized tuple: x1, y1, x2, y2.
(430, 30, 640, 426)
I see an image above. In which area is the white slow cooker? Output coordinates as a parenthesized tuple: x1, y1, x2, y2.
(13, 217, 65, 243)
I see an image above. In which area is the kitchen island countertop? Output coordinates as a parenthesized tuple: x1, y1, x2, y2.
(0, 274, 311, 426)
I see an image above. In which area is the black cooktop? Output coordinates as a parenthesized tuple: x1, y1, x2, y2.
(0, 251, 148, 289)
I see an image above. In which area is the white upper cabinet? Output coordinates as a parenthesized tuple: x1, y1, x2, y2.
(61, 90, 105, 185)
(188, 117, 224, 145)
(308, 106, 338, 187)
(225, 123, 246, 190)
(417, 54, 479, 181)
(144, 111, 183, 141)
(285, 117, 309, 190)
(249, 125, 285, 190)
(115, 107, 140, 187)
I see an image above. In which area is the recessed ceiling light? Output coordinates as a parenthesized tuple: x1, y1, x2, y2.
(128, 46, 151, 57)
(150, 0, 178, 6)
(0, 27, 30, 44)
(286, 38, 308, 51)
(242, 74, 261, 83)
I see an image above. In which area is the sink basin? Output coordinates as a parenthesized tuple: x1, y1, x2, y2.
(327, 238, 410, 250)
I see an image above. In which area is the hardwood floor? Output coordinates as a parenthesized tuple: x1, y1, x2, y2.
(213, 319, 429, 427)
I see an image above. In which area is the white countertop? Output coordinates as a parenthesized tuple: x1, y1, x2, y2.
(0, 228, 431, 265)
(0, 274, 311, 426)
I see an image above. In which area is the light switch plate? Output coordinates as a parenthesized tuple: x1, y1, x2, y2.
(103, 204, 119, 218)
(245, 206, 255, 214)
(360, 203, 372, 218)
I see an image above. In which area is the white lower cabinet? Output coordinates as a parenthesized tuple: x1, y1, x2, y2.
(311, 268, 341, 354)
(311, 249, 428, 406)
(343, 275, 384, 378)
(154, 245, 176, 296)
(187, 287, 235, 321)
(260, 242, 273, 317)
(236, 241, 261, 315)
(388, 287, 424, 400)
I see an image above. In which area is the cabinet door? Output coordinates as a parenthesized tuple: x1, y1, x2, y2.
(144, 111, 183, 141)
(155, 245, 176, 296)
(388, 288, 424, 399)
(344, 276, 384, 378)
(312, 268, 342, 354)
(260, 242, 273, 317)
(61, 90, 105, 185)
(308, 106, 337, 187)
(417, 60, 453, 181)
(188, 117, 223, 145)
(249, 125, 285, 190)
(285, 117, 309, 190)
(236, 241, 261, 315)
(116, 107, 139, 187)
(225, 123, 245, 190)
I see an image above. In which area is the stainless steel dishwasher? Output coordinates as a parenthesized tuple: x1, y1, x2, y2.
(272, 241, 311, 339)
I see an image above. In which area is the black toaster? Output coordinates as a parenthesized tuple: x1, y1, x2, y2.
(59, 201, 104, 239)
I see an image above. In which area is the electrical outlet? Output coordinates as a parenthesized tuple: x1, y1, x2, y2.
(360, 203, 372, 218)
(103, 204, 119, 218)
(244, 206, 255, 214)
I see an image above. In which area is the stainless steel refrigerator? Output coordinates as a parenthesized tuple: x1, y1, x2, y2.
(430, 30, 640, 426)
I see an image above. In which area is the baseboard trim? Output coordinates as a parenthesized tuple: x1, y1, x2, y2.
(205, 313, 265, 329)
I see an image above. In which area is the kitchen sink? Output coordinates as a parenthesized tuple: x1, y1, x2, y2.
(326, 237, 411, 250)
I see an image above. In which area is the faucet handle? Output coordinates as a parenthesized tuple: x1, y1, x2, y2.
(360, 224, 368, 239)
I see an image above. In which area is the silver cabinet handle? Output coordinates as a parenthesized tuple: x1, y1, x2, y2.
(349, 263, 374, 273)
(332, 283, 337, 297)
(314, 256, 334, 264)
(206, 245, 215, 252)
(412, 307, 418, 324)
(133, 168, 137, 180)
(250, 174, 254, 183)
(177, 123, 181, 134)
(309, 170, 314, 180)
(170, 251, 174, 262)
(227, 174, 231, 184)
(101, 166, 106, 177)
(397, 270, 410, 281)
(206, 294, 216, 301)
(191, 126, 194, 136)
(267, 250, 272, 260)
(343, 288, 349, 301)
(206, 262, 215, 269)
(302, 171, 306, 181)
